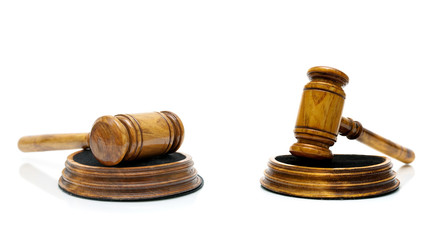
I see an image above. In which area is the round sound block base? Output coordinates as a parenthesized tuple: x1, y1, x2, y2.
(59, 150, 203, 201)
(260, 154, 399, 199)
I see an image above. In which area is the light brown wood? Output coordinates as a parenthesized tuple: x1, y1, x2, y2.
(58, 150, 203, 201)
(116, 111, 184, 161)
(290, 66, 348, 159)
(18, 133, 89, 152)
(340, 117, 415, 164)
(18, 111, 184, 166)
(261, 154, 399, 199)
(289, 66, 415, 164)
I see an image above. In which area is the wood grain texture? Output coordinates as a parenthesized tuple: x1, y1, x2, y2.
(18, 133, 90, 152)
(18, 111, 185, 166)
(261, 154, 399, 199)
(59, 150, 202, 200)
(290, 66, 349, 159)
(114, 111, 184, 161)
(89, 115, 130, 166)
(289, 66, 415, 164)
(340, 117, 415, 164)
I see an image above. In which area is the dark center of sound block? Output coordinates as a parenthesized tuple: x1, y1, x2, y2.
(73, 150, 186, 167)
(275, 154, 384, 168)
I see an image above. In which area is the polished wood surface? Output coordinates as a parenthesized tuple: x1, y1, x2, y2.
(261, 154, 399, 199)
(18, 111, 184, 166)
(18, 133, 89, 152)
(89, 115, 130, 166)
(59, 150, 203, 201)
(340, 117, 415, 164)
(117, 111, 184, 160)
(289, 66, 415, 163)
(290, 66, 349, 160)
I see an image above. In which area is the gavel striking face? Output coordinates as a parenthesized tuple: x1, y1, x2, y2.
(289, 66, 415, 164)
(18, 111, 184, 166)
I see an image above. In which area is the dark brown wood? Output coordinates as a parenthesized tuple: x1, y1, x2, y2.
(58, 150, 203, 200)
(18, 111, 184, 166)
(261, 154, 399, 199)
(289, 66, 415, 164)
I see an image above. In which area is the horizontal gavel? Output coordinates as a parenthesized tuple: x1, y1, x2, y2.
(18, 111, 184, 166)
(289, 66, 415, 164)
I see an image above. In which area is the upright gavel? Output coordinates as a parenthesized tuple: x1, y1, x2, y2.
(18, 111, 184, 166)
(289, 66, 415, 164)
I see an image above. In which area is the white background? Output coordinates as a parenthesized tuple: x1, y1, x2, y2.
(1, 1, 439, 239)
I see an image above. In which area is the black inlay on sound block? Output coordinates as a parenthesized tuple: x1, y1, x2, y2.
(73, 150, 186, 167)
(276, 154, 384, 168)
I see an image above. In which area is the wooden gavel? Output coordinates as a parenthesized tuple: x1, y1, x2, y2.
(18, 111, 184, 166)
(289, 66, 415, 164)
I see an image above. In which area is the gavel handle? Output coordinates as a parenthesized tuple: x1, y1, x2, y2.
(18, 133, 90, 152)
(339, 117, 415, 164)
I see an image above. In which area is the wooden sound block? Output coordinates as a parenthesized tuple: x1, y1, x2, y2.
(59, 150, 203, 201)
(260, 154, 399, 199)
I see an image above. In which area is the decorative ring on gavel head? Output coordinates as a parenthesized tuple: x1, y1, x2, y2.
(290, 66, 349, 160)
(18, 111, 185, 166)
(289, 66, 415, 164)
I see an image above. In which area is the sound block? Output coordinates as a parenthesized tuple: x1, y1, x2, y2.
(260, 154, 399, 199)
(59, 150, 203, 201)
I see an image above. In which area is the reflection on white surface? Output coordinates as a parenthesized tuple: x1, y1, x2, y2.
(396, 164, 415, 187)
(18, 162, 202, 211)
(19, 163, 65, 200)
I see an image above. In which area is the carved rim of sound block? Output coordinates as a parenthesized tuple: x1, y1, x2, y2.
(59, 150, 203, 201)
(260, 155, 400, 199)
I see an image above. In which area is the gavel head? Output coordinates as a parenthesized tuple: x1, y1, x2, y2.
(90, 111, 184, 166)
(289, 66, 349, 160)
